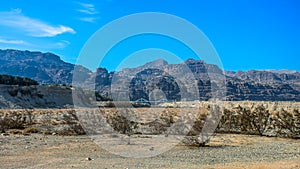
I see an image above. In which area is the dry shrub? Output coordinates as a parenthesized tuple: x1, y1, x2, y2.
(64, 111, 86, 135)
(217, 103, 300, 138)
(244, 105, 270, 135)
(66, 122, 86, 135)
(0, 115, 24, 133)
(181, 136, 205, 147)
(23, 127, 39, 134)
(273, 108, 300, 138)
(235, 106, 255, 134)
(217, 104, 271, 136)
(106, 109, 138, 135)
(9, 129, 23, 135)
(217, 108, 239, 133)
(43, 131, 52, 135)
(50, 120, 60, 125)
(56, 129, 77, 136)
(104, 101, 115, 107)
(188, 112, 208, 136)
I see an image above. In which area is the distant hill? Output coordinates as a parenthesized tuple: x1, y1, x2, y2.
(0, 82, 110, 109)
(0, 84, 73, 109)
(225, 70, 300, 92)
(0, 49, 91, 84)
(0, 49, 299, 101)
(0, 74, 38, 86)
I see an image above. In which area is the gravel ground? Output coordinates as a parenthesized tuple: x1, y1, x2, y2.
(0, 133, 299, 169)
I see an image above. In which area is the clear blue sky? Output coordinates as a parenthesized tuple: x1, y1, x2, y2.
(0, 0, 299, 72)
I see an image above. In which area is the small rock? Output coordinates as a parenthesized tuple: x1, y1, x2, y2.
(86, 157, 93, 161)
(52, 133, 57, 135)
(1, 133, 9, 136)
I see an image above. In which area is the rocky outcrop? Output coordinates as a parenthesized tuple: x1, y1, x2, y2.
(129, 69, 181, 101)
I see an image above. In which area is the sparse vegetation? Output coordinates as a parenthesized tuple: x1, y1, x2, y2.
(273, 108, 300, 138)
(0, 101, 299, 143)
(106, 109, 138, 135)
(0, 112, 24, 133)
(9, 129, 23, 135)
(23, 126, 39, 134)
(217, 102, 300, 138)
(0, 74, 38, 86)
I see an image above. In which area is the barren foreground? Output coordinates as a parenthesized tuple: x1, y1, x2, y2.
(1, 133, 299, 169)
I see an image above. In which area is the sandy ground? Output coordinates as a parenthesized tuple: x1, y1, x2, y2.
(0, 133, 299, 169)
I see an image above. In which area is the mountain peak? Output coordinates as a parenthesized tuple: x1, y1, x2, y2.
(0, 49, 79, 84)
(184, 58, 205, 64)
(139, 59, 168, 69)
(147, 59, 168, 66)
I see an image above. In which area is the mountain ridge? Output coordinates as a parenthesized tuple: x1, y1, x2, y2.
(0, 49, 299, 101)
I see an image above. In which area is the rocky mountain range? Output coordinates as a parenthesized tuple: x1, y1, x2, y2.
(0, 49, 90, 84)
(95, 58, 300, 101)
(0, 49, 299, 101)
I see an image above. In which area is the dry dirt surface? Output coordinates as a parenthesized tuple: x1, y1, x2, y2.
(0, 133, 299, 169)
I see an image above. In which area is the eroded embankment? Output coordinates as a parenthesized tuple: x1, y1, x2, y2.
(0, 102, 299, 141)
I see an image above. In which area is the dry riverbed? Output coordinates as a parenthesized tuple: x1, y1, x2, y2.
(0, 133, 299, 169)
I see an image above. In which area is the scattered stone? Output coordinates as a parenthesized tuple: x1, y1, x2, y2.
(1, 133, 9, 136)
(86, 157, 93, 161)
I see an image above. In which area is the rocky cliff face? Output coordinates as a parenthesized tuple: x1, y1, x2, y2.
(225, 70, 300, 101)
(225, 77, 300, 101)
(95, 59, 300, 101)
(129, 68, 181, 101)
(226, 70, 300, 83)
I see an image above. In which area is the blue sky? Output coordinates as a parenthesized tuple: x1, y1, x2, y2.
(0, 0, 299, 71)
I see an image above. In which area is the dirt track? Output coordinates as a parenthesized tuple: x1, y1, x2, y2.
(0, 133, 299, 169)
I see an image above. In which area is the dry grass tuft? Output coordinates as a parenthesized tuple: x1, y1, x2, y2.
(23, 127, 39, 134)
(9, 129, 23, 135)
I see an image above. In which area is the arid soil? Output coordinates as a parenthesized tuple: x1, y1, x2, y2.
(1, 102, 299, 168)
(0, 133, 299, 169)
